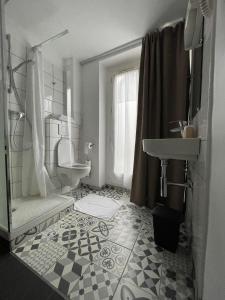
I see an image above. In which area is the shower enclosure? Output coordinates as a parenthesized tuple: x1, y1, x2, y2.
(0, 0, 76, 249)
(0, 0, 11, 241)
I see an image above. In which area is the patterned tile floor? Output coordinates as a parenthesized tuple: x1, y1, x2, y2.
(13, 185, 194, 299)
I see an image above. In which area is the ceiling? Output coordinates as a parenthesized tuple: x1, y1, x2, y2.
(101, 46, 141, 68)
(5, 0, 188, 61)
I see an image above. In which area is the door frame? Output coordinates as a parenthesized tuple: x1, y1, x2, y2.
(0, 0, 12, 238)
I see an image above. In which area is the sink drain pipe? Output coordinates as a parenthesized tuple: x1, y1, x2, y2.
(160, 159, 192, 198)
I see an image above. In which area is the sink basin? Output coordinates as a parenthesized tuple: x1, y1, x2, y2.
(143, 138, 201, 161)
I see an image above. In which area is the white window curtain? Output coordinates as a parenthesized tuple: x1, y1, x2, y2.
(113, 69, 139, 189)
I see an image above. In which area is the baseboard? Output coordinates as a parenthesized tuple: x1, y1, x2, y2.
(192, 257, 202, 300)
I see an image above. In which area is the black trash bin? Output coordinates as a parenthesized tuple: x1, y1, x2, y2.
(152, 205, 183, 253)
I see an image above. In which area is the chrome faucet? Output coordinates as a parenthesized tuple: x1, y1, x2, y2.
(169, 120, 187, 133)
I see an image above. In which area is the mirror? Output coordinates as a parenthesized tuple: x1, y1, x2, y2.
(190, 43, 204, 119)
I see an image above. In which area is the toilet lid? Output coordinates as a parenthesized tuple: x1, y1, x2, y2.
(57, 138, 75, 166)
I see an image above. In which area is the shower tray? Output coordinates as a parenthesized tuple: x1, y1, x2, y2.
(10, 194, 74, 242)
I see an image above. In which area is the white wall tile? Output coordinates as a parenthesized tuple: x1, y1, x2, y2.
(44, 111, 51, 118)
(44, 86, 54, 101)
(47, 137, 60, 151)
(53, 102, 63, 115)
(74, 112, 81, 126)
(45, 123, 60, 138)
(60, 125, 69, 137)
(53, 65, 63, 82)
(44, 98, 49, 112)
(54, 90, 64, 104)
(8, 102, 21, 113)
(10, 38, 27, 60)
(11, 166, 22, 183)
(53, 79, 63, 93)
(12, 181, 22, 199)
(71, 126, 79, 139)
(45, 150, 57, 164)
(45, 118, 61, 125)
(44, 59, 53, 75)
(44, 72, 53, 88)
(44, 99, 54, 114)
(44, 98, 53, 115)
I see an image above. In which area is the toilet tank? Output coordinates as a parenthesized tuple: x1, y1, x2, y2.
(57, 138, 75, 166)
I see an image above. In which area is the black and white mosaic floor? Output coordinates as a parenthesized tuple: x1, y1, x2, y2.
(13, 186, 194, 300)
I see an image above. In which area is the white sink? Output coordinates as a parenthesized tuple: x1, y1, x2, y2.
(143, 138, 201, 161)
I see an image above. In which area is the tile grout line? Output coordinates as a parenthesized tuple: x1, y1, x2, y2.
(111, 219, 148, 299)
(11, 251, 68, 300)
(14, 237, 69, 278)
(68, 191, 139, 299)
(12, 187, 193, 299)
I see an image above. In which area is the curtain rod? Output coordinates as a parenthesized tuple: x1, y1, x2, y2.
(80, 17, 184, 65)
(80, 37, 142, 66)
(32, 29, 69, 50)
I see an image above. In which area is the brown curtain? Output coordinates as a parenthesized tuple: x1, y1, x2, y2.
(130, 22, 190, 211)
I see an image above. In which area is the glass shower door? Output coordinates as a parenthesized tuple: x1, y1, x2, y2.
(0, 0, 11, 235)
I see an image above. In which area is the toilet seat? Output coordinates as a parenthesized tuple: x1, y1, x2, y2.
(57, 138, 91, 189)
(59, 162, 90, 170)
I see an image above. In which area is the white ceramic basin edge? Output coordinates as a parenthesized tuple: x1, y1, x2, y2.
(143, 138, 201, 161)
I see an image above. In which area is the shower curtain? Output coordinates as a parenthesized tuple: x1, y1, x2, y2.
(22, 47, 54, 197)
(131, 22, 190, 211)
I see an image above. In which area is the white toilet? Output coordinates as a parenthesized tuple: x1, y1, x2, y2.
(57, 138, 91, 189)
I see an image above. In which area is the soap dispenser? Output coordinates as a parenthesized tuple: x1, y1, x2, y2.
(181, 124, 196, 138)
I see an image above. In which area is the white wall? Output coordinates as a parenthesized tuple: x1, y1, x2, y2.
(203, 0, 225, 299)
(0, 96, 8, 230)
(188, 1, 225, 298)
(63, 57, 82, 122)
(99, 63, 106, 187)
(188, 11, 215, 299)
(185, 3, 216, 299)
(0, 18, 9, 230)
(0, 99, 8, 230)
(185, 5, 216, 299)
(81, 61, 101, 187)
(5, 15, 62, 67)
(73, 58, 81, 119)
(80, 52, 140, 189)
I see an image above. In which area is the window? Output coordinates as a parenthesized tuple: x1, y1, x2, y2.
(113, 69, 139, 188)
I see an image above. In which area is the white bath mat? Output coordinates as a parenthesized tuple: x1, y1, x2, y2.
(74, 193, 121, 220)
